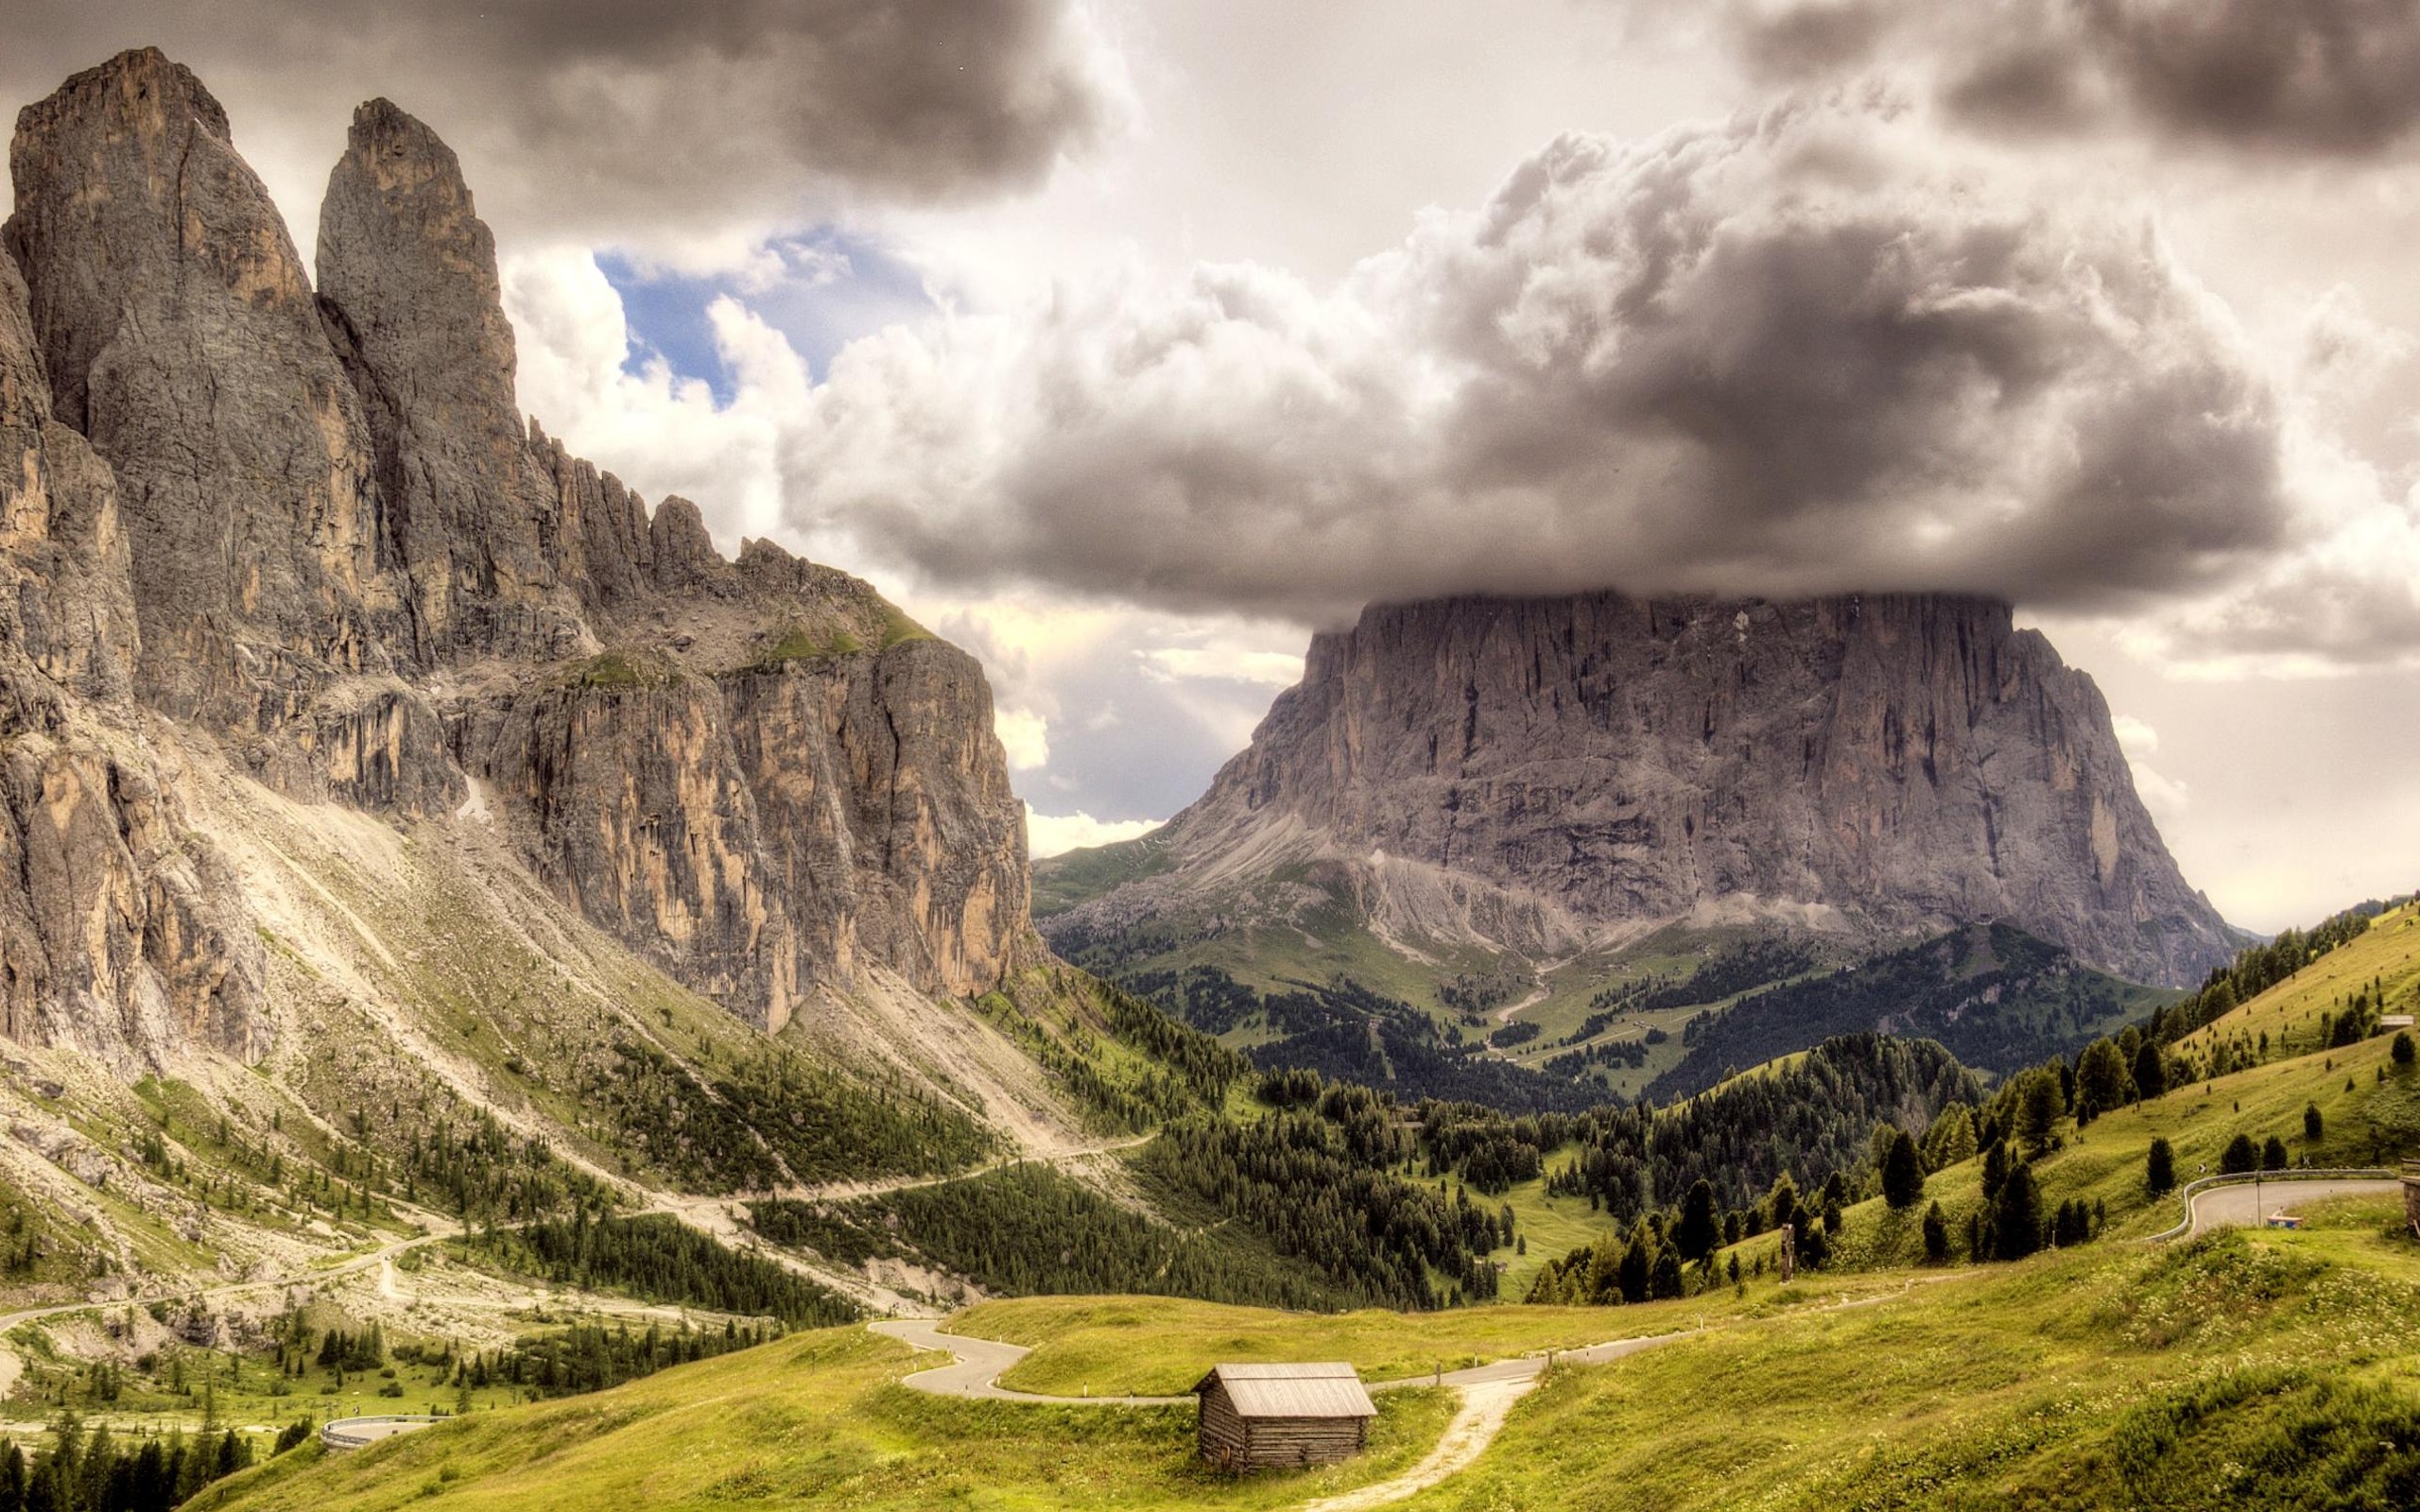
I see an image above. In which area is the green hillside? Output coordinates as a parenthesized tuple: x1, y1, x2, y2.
(179, 1192, 2420, 1512)
(1645, 921, 2177, 1098)
(69, 902, 2420, 1512)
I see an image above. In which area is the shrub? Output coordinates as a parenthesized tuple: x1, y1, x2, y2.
(2221, 1133, 2259, 1175)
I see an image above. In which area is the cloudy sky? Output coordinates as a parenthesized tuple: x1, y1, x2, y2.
(8, 0, 2419, 931)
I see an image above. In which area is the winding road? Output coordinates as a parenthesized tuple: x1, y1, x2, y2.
(2181, 1177, 2398, 1234)
(870, 1315, 1690, 1507)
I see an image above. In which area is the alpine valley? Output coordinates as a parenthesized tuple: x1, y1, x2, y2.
(1, 44, 2419, 1512)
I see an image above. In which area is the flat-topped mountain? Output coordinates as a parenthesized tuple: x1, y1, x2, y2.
(1044, 591, 2233, 993)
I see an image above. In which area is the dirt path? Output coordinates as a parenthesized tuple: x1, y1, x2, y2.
(0, 1210, 461, 1410)
(637, 1135, 1160, 1319)
(868, 1318, 1192, 1404)
(872, 1316, 1694, 1507)
(1304, 1378, 1536, 1512)
(1490, 954, 1580, 1028)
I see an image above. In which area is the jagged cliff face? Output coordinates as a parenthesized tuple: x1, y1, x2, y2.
(0, 249, 268, 1069)
(0, 49, 1028, 1062)
(1066, 593, 2231, 988)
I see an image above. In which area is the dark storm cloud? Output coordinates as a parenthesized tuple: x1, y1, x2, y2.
(1701, 0, 2420, 157)
(782, 103, 2292, 624)
(0, 0, 1110, 240)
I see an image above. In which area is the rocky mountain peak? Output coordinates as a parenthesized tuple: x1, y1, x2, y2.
(317, 93, 582, 665)
(8, 45, 399, 732)
(1055, 590, 2233, 988)
(0, 51, 1032, 1061)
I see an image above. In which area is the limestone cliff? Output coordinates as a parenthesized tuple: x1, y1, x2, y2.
(1050, 593, 2232, 988)
(0, 244, 266, 1068)
(0, 50, 1028, 1060)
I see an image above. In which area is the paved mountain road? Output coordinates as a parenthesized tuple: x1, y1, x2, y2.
(2184, 1177, 2399, 1234)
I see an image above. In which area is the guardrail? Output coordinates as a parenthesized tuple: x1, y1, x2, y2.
(321, 1415, 443, 1450)
(2141, 1167, 2398, 1244)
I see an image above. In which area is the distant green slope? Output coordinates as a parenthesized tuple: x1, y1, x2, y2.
(1031, 832, 1174, 918)
(1644, 920, 2177, 1099)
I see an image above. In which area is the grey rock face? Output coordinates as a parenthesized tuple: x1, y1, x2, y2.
(0, 243, 267, 1068)
(0, 49, 1032, 1056)
(317, 97, 585, 664)
(723, 637, 1030, 1002)
(5, 49, 403, 735)
(474, 670, 805, 1029)
(1086, 593, 2232, 988)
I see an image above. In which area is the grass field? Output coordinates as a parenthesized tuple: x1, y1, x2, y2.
(1433, 1200, 2420, 1510)
(182, 1197, 2420, 1511)
(188, 1329, 1460, 1512)
(1471, 1152, 1624, 1296)
(951, 1277, 1905, 1399)
(2179, 904, 2420, 1067)
(171, 902, 2420, 1511)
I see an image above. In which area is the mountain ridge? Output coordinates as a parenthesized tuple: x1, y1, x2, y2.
(1044, 590, 2233, 992)
(0, 48, 1028, 1065)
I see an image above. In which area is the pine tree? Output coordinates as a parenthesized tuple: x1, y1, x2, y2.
(1920, 1105, 1978, 1171)
(1991, 1161, 2043, 1261)
(2394, 1031, 2415, 1068)
(2220, 1133, 2258, 1174)
(1616, 1229, 1652, 1305)
(1765, 1175, 1799, 1237)
(1982, 1140, 2011, 1200)
(1921, 1201, 1950, 1263)
(2134, 1040, 2169, 1100)
(2019, 1071, 2066, 1156)
(2145, 1137, 2176, 1195)
(1882, 1129, 1926, 1210)
(2261, 1135, 2289, 1171)
(2304, 1103, 2324, 1143)
(1674, 1179, 1720, 1262)
(1649, 1246, 1685, 1300)
(2075, 1039, 2134, 1121)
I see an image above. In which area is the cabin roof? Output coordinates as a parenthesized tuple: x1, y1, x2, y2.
(1192, 1362, 1377, 1418)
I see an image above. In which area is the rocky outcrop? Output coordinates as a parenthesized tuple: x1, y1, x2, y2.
(316, 97, 586, 665)
(5, 50, 402, 745)
(723, 638, 1028, 1001)
(1059, 593, 2232, 988)
(0, 50, 1029, 1061)
(0, 240, 266, 1068)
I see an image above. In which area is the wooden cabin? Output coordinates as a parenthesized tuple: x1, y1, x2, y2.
(1192, 1362, 1377, 1471)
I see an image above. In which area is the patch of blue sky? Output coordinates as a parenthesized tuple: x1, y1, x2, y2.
(598, 229, 935, 404)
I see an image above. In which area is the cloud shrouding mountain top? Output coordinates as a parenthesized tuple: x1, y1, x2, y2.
(778, 99, 2290, 625)
(1702, 0, 2420, 157)
(0, 0, 1115, 248)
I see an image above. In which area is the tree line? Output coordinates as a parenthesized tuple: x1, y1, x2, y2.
(1529, 1035, 1980, 1219)
(1644, 924, 2153, 1100)
(2147, 902, 2401, 1048)
(1137, 1075, 1512, 1308)
(453, 1318, 777, 1400)
(752, 1160, 1346, 1310)
(0, 1414, 256, 1512)
(471, 1211, 858, 1328)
